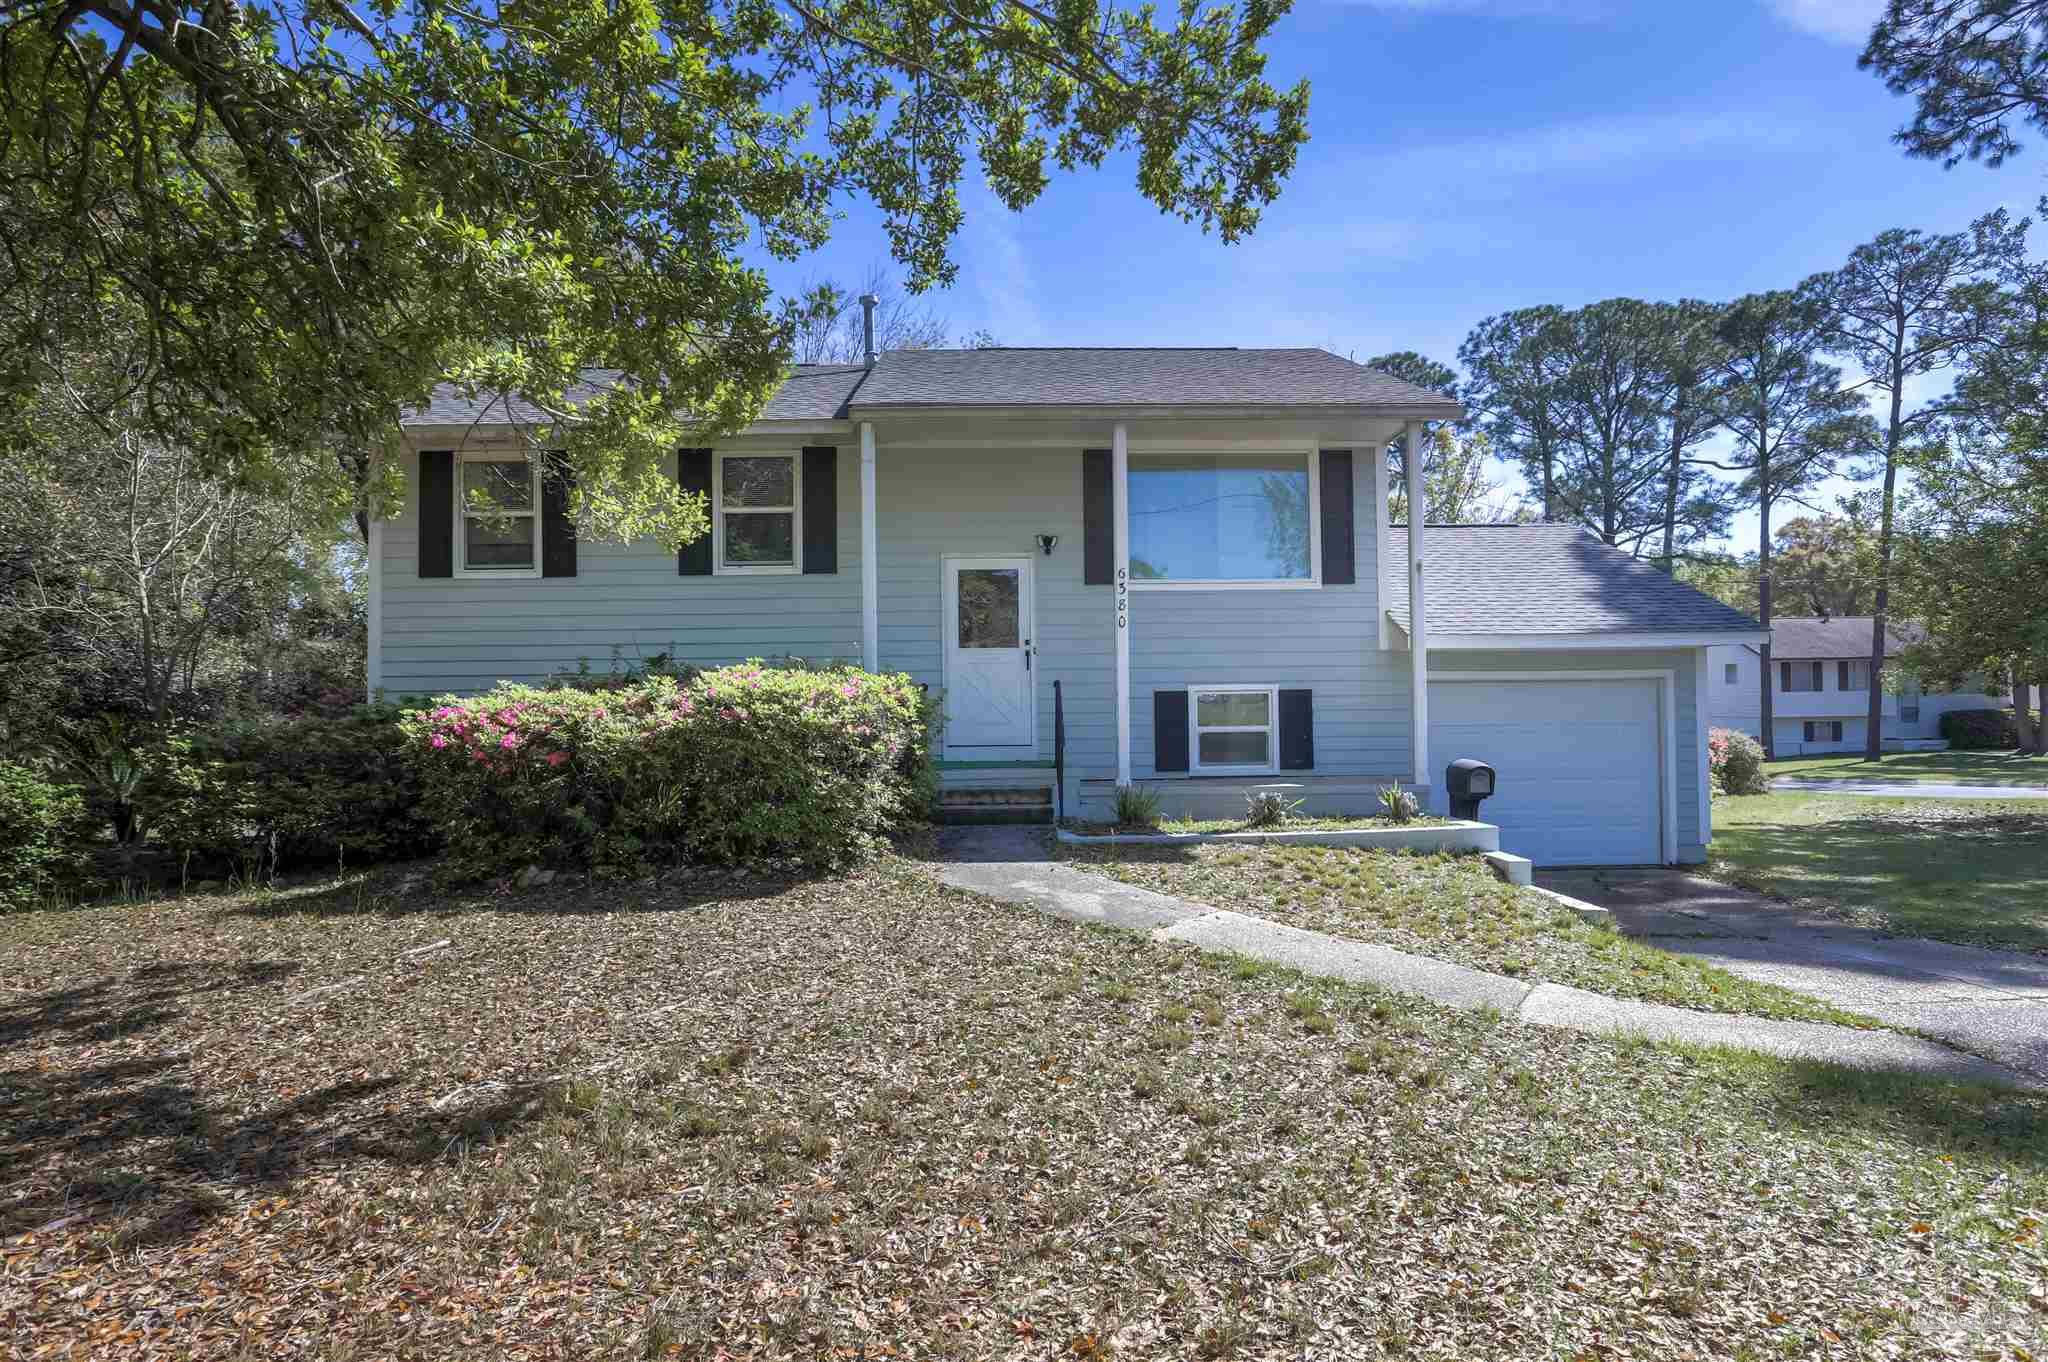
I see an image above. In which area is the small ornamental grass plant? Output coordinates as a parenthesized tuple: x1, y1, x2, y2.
(401, 662, 933, 877)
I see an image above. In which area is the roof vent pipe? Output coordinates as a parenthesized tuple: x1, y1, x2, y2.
(859, 293, 880, 370)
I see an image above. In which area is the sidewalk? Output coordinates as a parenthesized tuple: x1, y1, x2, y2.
(1771, 777, 2048, 799)
(934, 826, 2037, 1089)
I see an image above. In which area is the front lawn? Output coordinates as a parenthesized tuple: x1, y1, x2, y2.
(1711, 793, 2048, 954)
(1770, 750, 2048, 787)
(1056, 842, 1879, 1027)
(4, 856, 2043, 1360)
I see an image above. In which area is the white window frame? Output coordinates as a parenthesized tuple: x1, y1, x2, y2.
(1804, 720, 1844, 744)
(1839, 659, 1871, 692)
(1723, 663, 1739, 685)
(1188, 684, 1280, 774)
(1126, 446, 1321, 591)
(454, 450, 543, 579)
(713, 450, 802, 576)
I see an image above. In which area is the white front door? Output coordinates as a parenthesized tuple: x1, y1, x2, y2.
(943, 557, 1036, 752)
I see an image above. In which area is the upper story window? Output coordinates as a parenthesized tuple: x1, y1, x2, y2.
(1838, 659, 1871, 692)
(716, 452, 800, 574)
(1724, 663, 1739, 685)
(1128, 451, 1317, 587)
(1779, 660, 1823, 693)
(458, 453, 541, 576)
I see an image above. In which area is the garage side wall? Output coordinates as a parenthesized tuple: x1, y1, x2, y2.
(1429, 649, 1705, 864)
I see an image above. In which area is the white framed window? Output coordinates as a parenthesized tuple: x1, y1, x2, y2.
(714, 451, 801, 574)
(1839, 659, 1871, 692)
(1724, 663, 1739, 685)
(1780, 660, 1823, 693)
(1189, 685, 1279, 773)
(1804, 720, 1844, 743)
(456, 452, 542, 577)
(1128, 449, 1319, 589)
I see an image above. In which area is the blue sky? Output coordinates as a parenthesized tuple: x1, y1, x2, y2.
(762, 0, 2037, 553)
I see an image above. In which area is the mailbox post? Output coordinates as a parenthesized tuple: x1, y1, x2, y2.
(1445, 758, 1497, 821)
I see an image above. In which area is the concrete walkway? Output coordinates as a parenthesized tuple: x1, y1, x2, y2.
(1539, 867, 2048, 1083)
(935, 827, 2037, 1089)
(1771, 777, 2048, 799)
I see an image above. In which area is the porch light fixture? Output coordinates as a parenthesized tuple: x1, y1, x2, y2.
(1036, 534, 1059, 556)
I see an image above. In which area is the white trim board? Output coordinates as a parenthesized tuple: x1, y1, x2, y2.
(1427, 630, 1769, 651)
(1694, 648, 1712, 848)
(1431, 669, 1681, 866)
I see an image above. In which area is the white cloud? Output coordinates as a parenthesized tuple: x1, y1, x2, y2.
(1765, 0, 1883, 45)
(1344, 0, 1612, 14)
(1362, 109, 1803, 187)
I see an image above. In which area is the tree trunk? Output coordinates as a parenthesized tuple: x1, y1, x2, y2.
(2015, 681, 2039, 754)
(1659, 419, 1683, 573)
(1866, 363, 1905, 761)
(2037, 677, 2048, 756)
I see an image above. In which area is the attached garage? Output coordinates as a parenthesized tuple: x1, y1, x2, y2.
(1429, 673, 1673, 867)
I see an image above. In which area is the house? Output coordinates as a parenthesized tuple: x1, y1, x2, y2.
(374, 346, 1766, 866)
(1706, 617, 2003, 755)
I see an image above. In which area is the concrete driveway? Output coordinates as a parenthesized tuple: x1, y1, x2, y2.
(1771, 778, 2048, 799)
(1535, 867, 2048, 1082)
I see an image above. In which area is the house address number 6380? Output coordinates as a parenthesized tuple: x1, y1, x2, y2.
(1116, 568, 1128, 629)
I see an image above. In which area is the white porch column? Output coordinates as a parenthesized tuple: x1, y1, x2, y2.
(1113, 422, 1132, 785)
(1372, 436, 1392, 650)
(1405, 420, 1429, 787)
(365, 451, 385, 701)
(860, 421, 879, 672)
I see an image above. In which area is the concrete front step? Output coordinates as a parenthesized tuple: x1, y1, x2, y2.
(941, 785, 1053, 807)
(939, 803, 1054, 826)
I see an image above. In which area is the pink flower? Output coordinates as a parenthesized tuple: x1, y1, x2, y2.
(840, 682, 860, 698)
(546, 750, 569, 767)
(720, 706, 740, 721)
(430, 734, 449, 749)
(499, 733, 520, 750)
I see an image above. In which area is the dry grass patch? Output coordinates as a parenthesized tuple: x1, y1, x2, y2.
(1060, 841, 1886, 1027)
(1, 854, 2042, 1360)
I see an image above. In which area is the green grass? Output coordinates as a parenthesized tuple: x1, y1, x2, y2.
(1768, 749, 2048, 787)
(1710, 792, 2048, 954)
(2, 855, 2042, 1359)
(1058, 841, 1884, 1027)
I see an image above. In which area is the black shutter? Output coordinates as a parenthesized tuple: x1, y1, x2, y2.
(1154, 690, 1189, 773)
(801, 446, 837, 574)
(541, 455, 576, 578)
(677, 448, 713, 576)
(418, 450, 454, 578)
(1278, 689, 1315, 770)
(1319, 450, 1355, 585)
(1082, 449, 1112, 586)
(1812, 661, 1825, 692)
(1778, 660, 1790, 692)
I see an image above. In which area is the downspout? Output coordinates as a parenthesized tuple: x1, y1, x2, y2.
(1405, 420, 1429, 791)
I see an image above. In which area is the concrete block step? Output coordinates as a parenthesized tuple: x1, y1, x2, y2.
(940, 786, 1054, 807)
(939, 804, 1054, 826)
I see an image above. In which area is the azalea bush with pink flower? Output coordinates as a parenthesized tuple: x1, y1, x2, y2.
(399, 662, 934, 877)
(1707, 727, 1768, 796)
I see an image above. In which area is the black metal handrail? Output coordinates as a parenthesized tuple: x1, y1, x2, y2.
(1052, 678, 1065, 821)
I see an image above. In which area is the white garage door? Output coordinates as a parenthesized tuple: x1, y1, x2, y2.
(1429, 678, 1664, 867)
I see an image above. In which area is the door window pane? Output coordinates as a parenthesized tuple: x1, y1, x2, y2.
(1196, 690, 1271, 727)
(1199, 731, 1270, 767)
(1128, 453, 1312, 581)
(723, 456, 795, 508)
(724, 513, 795, 565)
(957, 569, 1020, 648)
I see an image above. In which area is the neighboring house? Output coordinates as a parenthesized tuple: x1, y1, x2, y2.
(375, 346, 1765, 867)
(1706, 617, 2004, 754)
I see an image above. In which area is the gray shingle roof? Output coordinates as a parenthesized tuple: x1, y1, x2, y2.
(400, 364, 869, 428)
(1770, 616, 1922, 659)
(400, 348, 1460, 428)
(849, 347, 1461, 410)
(1385, 525, 1764, 637)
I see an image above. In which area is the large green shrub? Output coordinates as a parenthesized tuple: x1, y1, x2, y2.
(0, 762, 87, 910)
(1940, 708, 2019, 751)
(1708, 727, 1769, 795)
(400, 663, 934, 877)
(149, 707, 438, 873)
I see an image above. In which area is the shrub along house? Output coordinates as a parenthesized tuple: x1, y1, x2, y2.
(374, 345, 1765, 866)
